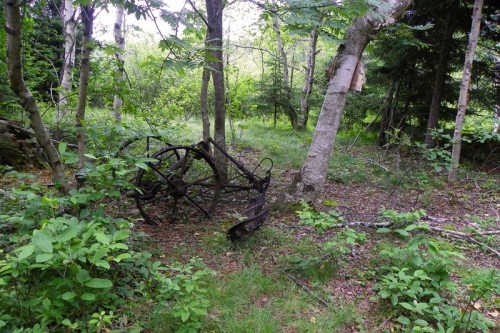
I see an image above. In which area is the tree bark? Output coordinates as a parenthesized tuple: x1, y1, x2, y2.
(206, 0, 227, 181)
(5, 0, 70, 193)
(285, 0, 413, 203)
(271, 0, 298, 128)
(298, 29, 319, 131)
(201, 23, 212, 142)
(448, 0, 484, 182)
(75, 4, 95, 169)
(424, 2, 457, 147)
(113, 5, 126, 123)
(57, 0, 78, 121)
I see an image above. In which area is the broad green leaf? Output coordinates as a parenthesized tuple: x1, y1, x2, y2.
(33, 232, 53, 253)
(135, 162, 149, 170)
(395, 229, 410, 237)
(65, 156, 79, 164)
(61, 292, 76, 301)
(85, 278, 113, 288)
(94, 232, 110, 245)
(415, 319, 429, 326)
(95, 260, 110, 269)
(58, 225, 81, 242)
(180, 311, 190, 322)
(113, 229, 130, 242)
(36, 253, 53, 263)
(114, 253, 131, 262)
(377, 228, 392, 233)
(397, 316, 411, 325)
(81, 293, 96, 301)
(58, 142, 67, 155)
(18, 244, 35, 260)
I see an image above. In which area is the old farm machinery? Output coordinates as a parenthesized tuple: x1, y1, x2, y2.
(118, 136, 273, 241)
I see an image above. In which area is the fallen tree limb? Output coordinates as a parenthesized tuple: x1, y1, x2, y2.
(0, 118, 78, 149)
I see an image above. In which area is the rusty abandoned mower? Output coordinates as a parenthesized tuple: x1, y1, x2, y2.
(117, 136, 273, 241)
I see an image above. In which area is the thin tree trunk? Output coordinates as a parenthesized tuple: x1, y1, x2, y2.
(299, 29, 319, 131)
(448, 0, 484, 182)
(285, 0, 413, 203)
(75, 4, 95, 169)
(206, 0, 227, 181)
(200, 66, 211, 141)
(113, 5, 126, 123)
(5, 0, 70, 194)
(271, 0, 298, 128)
(424, 2, 457, 147)
(57, 0, 77, 121)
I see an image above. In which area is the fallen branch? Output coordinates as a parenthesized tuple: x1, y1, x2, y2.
(0, 118, 78, 149)
(284, 273, 330, 308)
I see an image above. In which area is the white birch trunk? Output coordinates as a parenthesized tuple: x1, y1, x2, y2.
(271, 0, 297, 128)
(75, 4, 94, 170)
(448, 0, 484, 182)
(113, 6, 126, 123)
(285, 0, 413, 202)
(57, 0, 78, 121)
(299, 29, 319, 131)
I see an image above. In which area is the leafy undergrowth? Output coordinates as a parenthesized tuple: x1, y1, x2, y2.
(0, 123, 498, 332)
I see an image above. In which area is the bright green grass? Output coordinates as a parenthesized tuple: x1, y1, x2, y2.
(202, 266, 357, 332)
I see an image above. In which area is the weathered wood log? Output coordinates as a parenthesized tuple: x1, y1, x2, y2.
(0, 118, 76, 168)
(0, 118, 43, 167)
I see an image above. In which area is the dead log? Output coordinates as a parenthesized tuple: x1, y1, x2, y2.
(0, 117, 76, 168)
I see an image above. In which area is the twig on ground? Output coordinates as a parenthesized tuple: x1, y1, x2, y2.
(284, 273, 331, 308)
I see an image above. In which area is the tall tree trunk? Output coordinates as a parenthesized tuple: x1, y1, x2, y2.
(448, 0, 484, 182)
(200, 66, 211, 141)
(285, 0, 413, 203)
(271, 0, 298, 128)
(75, 4, 95, 169)
(298, 29, 319, 131)
(113, 5, 126, 123)
(424, 2, 457, 147)
(206, 0, 227, 181)
(5, 0, 70, 194)
(57, 0, 77, 121)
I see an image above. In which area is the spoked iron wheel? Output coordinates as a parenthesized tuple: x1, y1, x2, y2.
(113, 135, 171, 181)
(134, 146, 221, 225)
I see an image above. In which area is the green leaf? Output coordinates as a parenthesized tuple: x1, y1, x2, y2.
(400, 302, 414, 311)
(94, 232, 110, 245)
(415, 319, 429, 326)
(58, 225, 81, 242)
(36, 253, 53, 263)
(84, 153, 97, 159)
(377, 228, 392, 233)
(113, 253, 131, 262)
(33, 232, 53, 253)
(397, 316, 411, 325)
(42, 298, 51, 309)
(395, 229, 410, 237)
(58, 142, 67, 155)
(135, 162, 149, 170)
(85, 278, 113, 289)
(113, 229, 130, 242)
(65, 156, 79, 164)
(95, 260, 111, 269)
(61, 292, 76, 301)
(18, 244, 35, 260)
(180, 311, 190, 322)
(81, 293, 96, 301)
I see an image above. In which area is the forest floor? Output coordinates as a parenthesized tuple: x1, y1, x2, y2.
(2, 136, 498, 332)
(126, 143, 500, 332)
